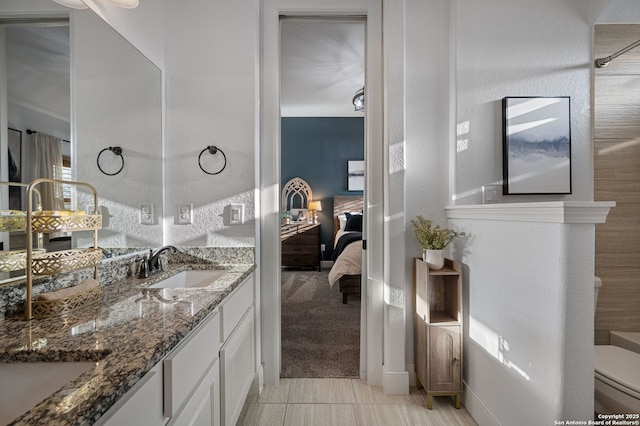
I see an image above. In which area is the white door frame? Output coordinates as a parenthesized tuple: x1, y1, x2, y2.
(260, 0, 384, 385)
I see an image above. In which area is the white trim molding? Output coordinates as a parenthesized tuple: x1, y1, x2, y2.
(445, 201, 616, 224)
(260, 0, 384, 387)
(382, 370, 410, 395)
(462, 381, 500, 426)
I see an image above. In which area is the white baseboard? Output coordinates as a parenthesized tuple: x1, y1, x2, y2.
(249, 364, 264, 395)
(463, 381, 499, 426)
(321, 260, 334, 269)
(382, 370, 410, 394)
(405, 364, 417, 387)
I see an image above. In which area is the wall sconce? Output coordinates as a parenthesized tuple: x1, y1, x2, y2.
(308, 200, 322, 224)
(352, 87, 364, 112)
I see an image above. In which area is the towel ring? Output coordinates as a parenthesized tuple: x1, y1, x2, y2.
(198, 146, 227, 175)
(96, 146, 124, 176)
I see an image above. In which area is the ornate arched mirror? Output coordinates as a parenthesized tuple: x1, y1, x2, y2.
(281, 177, 312, 221)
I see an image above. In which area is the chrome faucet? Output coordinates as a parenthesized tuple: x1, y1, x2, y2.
(148, 246, 178, 274)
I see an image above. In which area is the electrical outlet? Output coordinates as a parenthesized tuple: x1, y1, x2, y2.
(178, 203, 193, 224)
(139, 204, 154, 225)
(321, 244, 326, 252)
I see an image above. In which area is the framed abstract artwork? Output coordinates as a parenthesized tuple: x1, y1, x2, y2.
(347, 160, 364, 191)
(502, 96, 571, 195)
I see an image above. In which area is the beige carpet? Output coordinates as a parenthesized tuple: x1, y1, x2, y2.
(281, 268, 360, 378)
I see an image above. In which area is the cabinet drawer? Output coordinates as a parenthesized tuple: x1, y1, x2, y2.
(164, 312, 221, 417)
(220, 275, 254, 342)
(97, 363, 164, 426)
(282, 233, 318, 245)
(282, 245, 317, 255)
(282, 254, 318, 266)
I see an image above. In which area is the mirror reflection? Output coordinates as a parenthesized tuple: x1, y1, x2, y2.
(0, 6, 162, 285)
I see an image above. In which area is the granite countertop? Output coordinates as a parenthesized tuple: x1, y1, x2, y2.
(0, 262, 256, 426)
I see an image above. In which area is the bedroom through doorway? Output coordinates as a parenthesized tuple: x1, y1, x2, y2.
(279, 17, 366, 378)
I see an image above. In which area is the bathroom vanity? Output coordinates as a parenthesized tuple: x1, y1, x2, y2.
(97, 273, 254, 426)
(0, 256, 257, 426)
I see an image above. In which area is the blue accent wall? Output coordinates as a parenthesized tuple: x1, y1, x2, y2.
(281, 117, 364, 260)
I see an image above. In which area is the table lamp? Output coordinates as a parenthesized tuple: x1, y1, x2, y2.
(308, 201, 322, 224)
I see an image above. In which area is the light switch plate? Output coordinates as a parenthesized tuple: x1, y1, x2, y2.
(178, 203, 193, 224)
(482, 185, 502, 204)
(230, 204, 244, 225)
(139, 203, 154, 225)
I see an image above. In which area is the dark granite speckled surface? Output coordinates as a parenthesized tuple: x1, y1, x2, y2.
(0, 258, 255, 425)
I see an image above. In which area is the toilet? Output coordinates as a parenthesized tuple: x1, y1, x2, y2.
(594, 277, 640, 414)
(595, 345, 640, 414)
(610, 331, 640, 354)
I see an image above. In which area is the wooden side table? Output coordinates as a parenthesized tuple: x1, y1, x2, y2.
(414, 258, 463, 409)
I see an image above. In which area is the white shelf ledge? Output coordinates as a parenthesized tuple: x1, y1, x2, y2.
(445, 201, 616, 224)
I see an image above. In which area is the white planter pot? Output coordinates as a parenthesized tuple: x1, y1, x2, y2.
(423, 249, 445, 270)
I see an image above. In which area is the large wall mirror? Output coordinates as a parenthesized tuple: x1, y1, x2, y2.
(0, 1, 162, 284)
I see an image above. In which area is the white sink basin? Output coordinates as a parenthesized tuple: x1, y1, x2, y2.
(0, 361, 95, 425)
(148, 270, 227, 289)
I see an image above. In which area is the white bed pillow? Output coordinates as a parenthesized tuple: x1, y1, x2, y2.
(338, 214, 347, 230)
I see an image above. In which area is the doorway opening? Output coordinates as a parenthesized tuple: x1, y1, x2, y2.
(279, 17, 365, 378)
(260, 0, 383, 386)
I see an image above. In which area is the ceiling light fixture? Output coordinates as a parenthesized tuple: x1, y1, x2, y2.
(352, 87, 364, 112)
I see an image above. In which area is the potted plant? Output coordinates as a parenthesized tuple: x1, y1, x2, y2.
(281, 211, 293, 224)
(411, 215, 464, 269)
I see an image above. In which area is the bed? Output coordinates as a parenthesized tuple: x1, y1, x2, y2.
(328, 196, 363, 303)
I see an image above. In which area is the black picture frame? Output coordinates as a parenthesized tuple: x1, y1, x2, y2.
(502, 96, 572, 195)
(8, 128, 22, 209)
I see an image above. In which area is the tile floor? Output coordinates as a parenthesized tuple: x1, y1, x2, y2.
(236, 378, 477, 426)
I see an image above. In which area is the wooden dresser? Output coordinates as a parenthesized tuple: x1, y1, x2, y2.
(281, 223, 321, 271)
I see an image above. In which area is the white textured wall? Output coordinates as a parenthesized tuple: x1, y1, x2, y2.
(449, 215, 596, 425)
(163, 0, 257, 247)
(597, 0, 640, 23)
(404, 0, 453, 372)
(456, 219, 565, 423)
(454, 0, 594, 205)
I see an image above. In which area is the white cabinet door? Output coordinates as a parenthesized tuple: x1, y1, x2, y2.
(219, 276, 253, 342)
(220, 306, 255, 426)
(97, 363, 164, 426)
(168, 358, 220, 426)
(164, 312, 220, 418)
